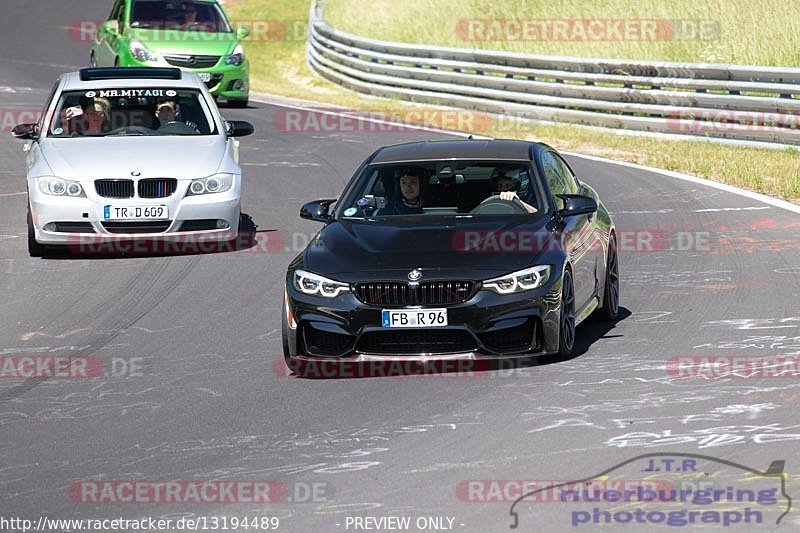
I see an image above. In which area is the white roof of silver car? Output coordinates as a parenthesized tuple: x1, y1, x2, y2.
(61, 69, 205, 91)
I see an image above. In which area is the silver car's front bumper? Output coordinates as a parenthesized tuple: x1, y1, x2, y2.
(29, 182, 240, 246)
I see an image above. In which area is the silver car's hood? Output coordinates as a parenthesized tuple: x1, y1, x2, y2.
(39, 136, 228, 180)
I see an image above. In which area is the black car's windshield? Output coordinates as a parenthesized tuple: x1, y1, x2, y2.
(340, 161, 542, 219)
(47, 88, 217, 137)
(130, 0, 232, 32)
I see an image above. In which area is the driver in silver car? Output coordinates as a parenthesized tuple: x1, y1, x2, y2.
(155, 97, 199, 132)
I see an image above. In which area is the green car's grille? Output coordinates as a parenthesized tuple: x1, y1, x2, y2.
(163, 55, 220, 69)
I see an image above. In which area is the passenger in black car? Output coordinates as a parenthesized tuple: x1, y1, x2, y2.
(379, 167, 427, 215)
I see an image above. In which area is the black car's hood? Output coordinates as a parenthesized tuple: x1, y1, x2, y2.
(303, 216, 555, 282)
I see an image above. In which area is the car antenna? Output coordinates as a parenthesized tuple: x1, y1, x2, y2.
(468, 134, 473, 140)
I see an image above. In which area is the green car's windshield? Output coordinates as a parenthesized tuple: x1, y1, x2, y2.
(47, 88, 218, 137)
(130, 0, 232, 33)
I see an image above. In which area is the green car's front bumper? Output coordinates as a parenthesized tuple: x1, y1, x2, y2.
(120, 55, 249, 102)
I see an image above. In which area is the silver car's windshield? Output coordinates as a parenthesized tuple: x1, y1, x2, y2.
(47, 88, 217, 137)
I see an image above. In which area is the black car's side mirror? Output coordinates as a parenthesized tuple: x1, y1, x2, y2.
(300, 199, 336, 223)
(556, 194, 598, 218)
(226, 120, 254, 137)
(12, 123, 38, 140)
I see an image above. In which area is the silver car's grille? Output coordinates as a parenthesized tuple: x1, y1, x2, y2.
(163, 55, 220, 69)
(102, 221, 171, 234)
(138, 178, 177, 199)
(95, 179, 134, 198)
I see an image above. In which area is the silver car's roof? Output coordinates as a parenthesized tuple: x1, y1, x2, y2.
(61, 71, 206, 91)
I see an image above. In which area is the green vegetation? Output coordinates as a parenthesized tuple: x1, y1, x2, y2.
(224, 0, 800, 203)
(324, 0, 800, 66)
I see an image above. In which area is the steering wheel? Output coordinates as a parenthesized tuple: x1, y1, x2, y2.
(470, 194, 529, 215)
(158, 121, 197, 134)
(107, 125, 152, 136)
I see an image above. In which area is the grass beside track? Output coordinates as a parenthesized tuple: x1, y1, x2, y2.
(223, 0, 800, 204)
(324, 0, 800, 66)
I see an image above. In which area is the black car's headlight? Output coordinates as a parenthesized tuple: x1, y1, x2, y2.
(483, 265, 551, 294)
(293, 269, 350, 297)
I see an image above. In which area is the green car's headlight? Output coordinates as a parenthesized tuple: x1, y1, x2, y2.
(483, 265, 551, 294)
(225, 44, 245, 66)
(130, 40, 159, 62)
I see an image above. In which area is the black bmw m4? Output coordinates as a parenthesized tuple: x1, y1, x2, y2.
(282, 139, 619, 371)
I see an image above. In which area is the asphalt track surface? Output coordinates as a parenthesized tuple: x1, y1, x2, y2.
(1, 2, 800, 532)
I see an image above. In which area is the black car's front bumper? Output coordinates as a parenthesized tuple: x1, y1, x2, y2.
(283, 276, 563, 361)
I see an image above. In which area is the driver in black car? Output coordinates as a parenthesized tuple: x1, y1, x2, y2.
(492, 167, 537, 213)
(155, 97, 200, 133)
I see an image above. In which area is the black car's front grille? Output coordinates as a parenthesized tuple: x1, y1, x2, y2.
(52, 222, 95, 233)
(356, 329, 477, 355)
(354, 282, 412, 305)
(302, 325, 354, 357)
(354, 281, 475, 306)
(419, 281, 475, 305)
(101, 221, 171, 234)
(480, 319, 538, 353)
(163, 54, 220, 69)
(138, 178, 177, 199)
(95, 179, 134, 198)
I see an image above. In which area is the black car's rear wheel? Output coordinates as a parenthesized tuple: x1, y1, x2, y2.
(557, 268, 576, 357)
(597, 235, 619, 321)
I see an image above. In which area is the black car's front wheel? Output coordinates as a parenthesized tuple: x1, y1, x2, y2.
(557, 268, 576, 357)
(597, 235, 620, 321)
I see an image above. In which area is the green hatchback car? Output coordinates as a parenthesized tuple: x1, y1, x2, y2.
(91, 0, 250, 106)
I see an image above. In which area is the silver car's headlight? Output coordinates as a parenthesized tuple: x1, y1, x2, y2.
(130, 40, 159, 62)
(37, 177, 85, 197)
(187, 173, 235, 196)
(483, 265, 551, 294)
(294, 269, 350, 298)
(225, 44, 245, 66)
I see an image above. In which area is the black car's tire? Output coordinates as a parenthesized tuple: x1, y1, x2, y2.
(596, 235, 620, 321)
(557, 268, 576, 357)
(227, 98, 249, 108)
(27, 208, 46, 258)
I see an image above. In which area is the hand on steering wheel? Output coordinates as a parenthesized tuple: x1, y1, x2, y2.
(499, 191, 519, 202)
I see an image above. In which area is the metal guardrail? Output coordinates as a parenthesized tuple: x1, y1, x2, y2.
(306, 1, 800, 148)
